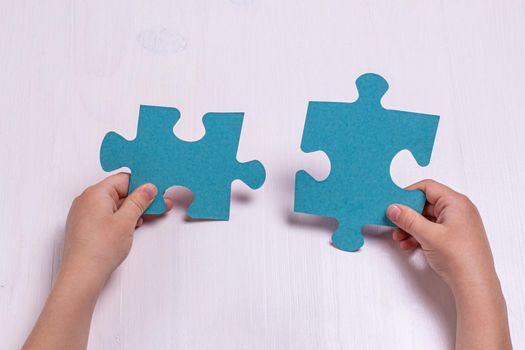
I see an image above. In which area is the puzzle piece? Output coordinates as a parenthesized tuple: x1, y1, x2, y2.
(294, 73, 439, 252)
(100, 105, 266, 218)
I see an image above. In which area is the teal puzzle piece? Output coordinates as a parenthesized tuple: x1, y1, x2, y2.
(294, 73, 439, 252)
(100, 105, 266, 218)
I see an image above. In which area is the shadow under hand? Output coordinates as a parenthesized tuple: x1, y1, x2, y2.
(363, 225, 457, 349)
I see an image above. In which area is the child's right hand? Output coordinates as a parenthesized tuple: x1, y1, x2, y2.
(387, 180, 512, 350)
(386, 179, 497, 292)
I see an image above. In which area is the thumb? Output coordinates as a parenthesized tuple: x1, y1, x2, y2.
(387, 204, 436, 244)
(118, 184, 157, 223)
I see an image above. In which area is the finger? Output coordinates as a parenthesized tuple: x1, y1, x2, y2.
(399, 236, 419, 250)
(136, 217, 144, 228)
(387, 204, 438, 244)
(422, 204, 435, 217)
(117, 184, 157, 223)
(164, 197, 174, 212)
(117, 198, 125, 210)
(405, 179, 457, 205)
(96, 172, 131, 199)
(143, 197, 173, 221)
(392, 229, 410, 241)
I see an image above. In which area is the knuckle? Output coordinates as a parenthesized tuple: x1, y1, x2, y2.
(420, 178, 437, 188)
(434, 197, 447, 215)
(456, 192, 468, 201)
(422, 178, 436, 185)
(116, 171, 130, 179)
(455, 193, 474, 209)
(81, 185, 98, 198)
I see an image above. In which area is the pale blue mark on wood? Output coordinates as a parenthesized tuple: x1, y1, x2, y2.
(294, 73, 439, 252)
(100, 105, 266, 219)
(137, 27, 187, 55)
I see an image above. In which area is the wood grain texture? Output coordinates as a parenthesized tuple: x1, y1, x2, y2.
(0, 1, 523, 349)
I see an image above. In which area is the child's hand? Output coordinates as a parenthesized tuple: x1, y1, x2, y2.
(387, 179, 512, 350)
(61, 173, 173, 286)
(386, 179, 495, 290)
(23, 173, 173, 350)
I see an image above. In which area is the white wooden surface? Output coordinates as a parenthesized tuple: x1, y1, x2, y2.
(1, 1, 524, 349)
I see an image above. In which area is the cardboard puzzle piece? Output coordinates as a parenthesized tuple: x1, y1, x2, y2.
(100, 105, 266, 218)
(295, 73, 439, 252)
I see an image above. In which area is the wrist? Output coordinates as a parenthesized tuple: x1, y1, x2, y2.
(57, 258, 112, 298)
(61, 248, 118, 282)
(450, 268, 504, 306)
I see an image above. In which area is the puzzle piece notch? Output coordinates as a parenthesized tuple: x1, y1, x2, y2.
(101, 106, 182, 174)
(295, 73, 439, 252)
(199, 112, 266, 189)
(100, 105, 266, 218)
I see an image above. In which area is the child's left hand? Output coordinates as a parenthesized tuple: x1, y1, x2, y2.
(61, 173, 172, 288)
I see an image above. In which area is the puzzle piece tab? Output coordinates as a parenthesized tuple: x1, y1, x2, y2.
(100, 105, 266, 218)
(294, 73, 439, 252)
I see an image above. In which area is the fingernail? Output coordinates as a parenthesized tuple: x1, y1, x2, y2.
(142, 184, 157, 201)
(388, 205, 401, 221)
